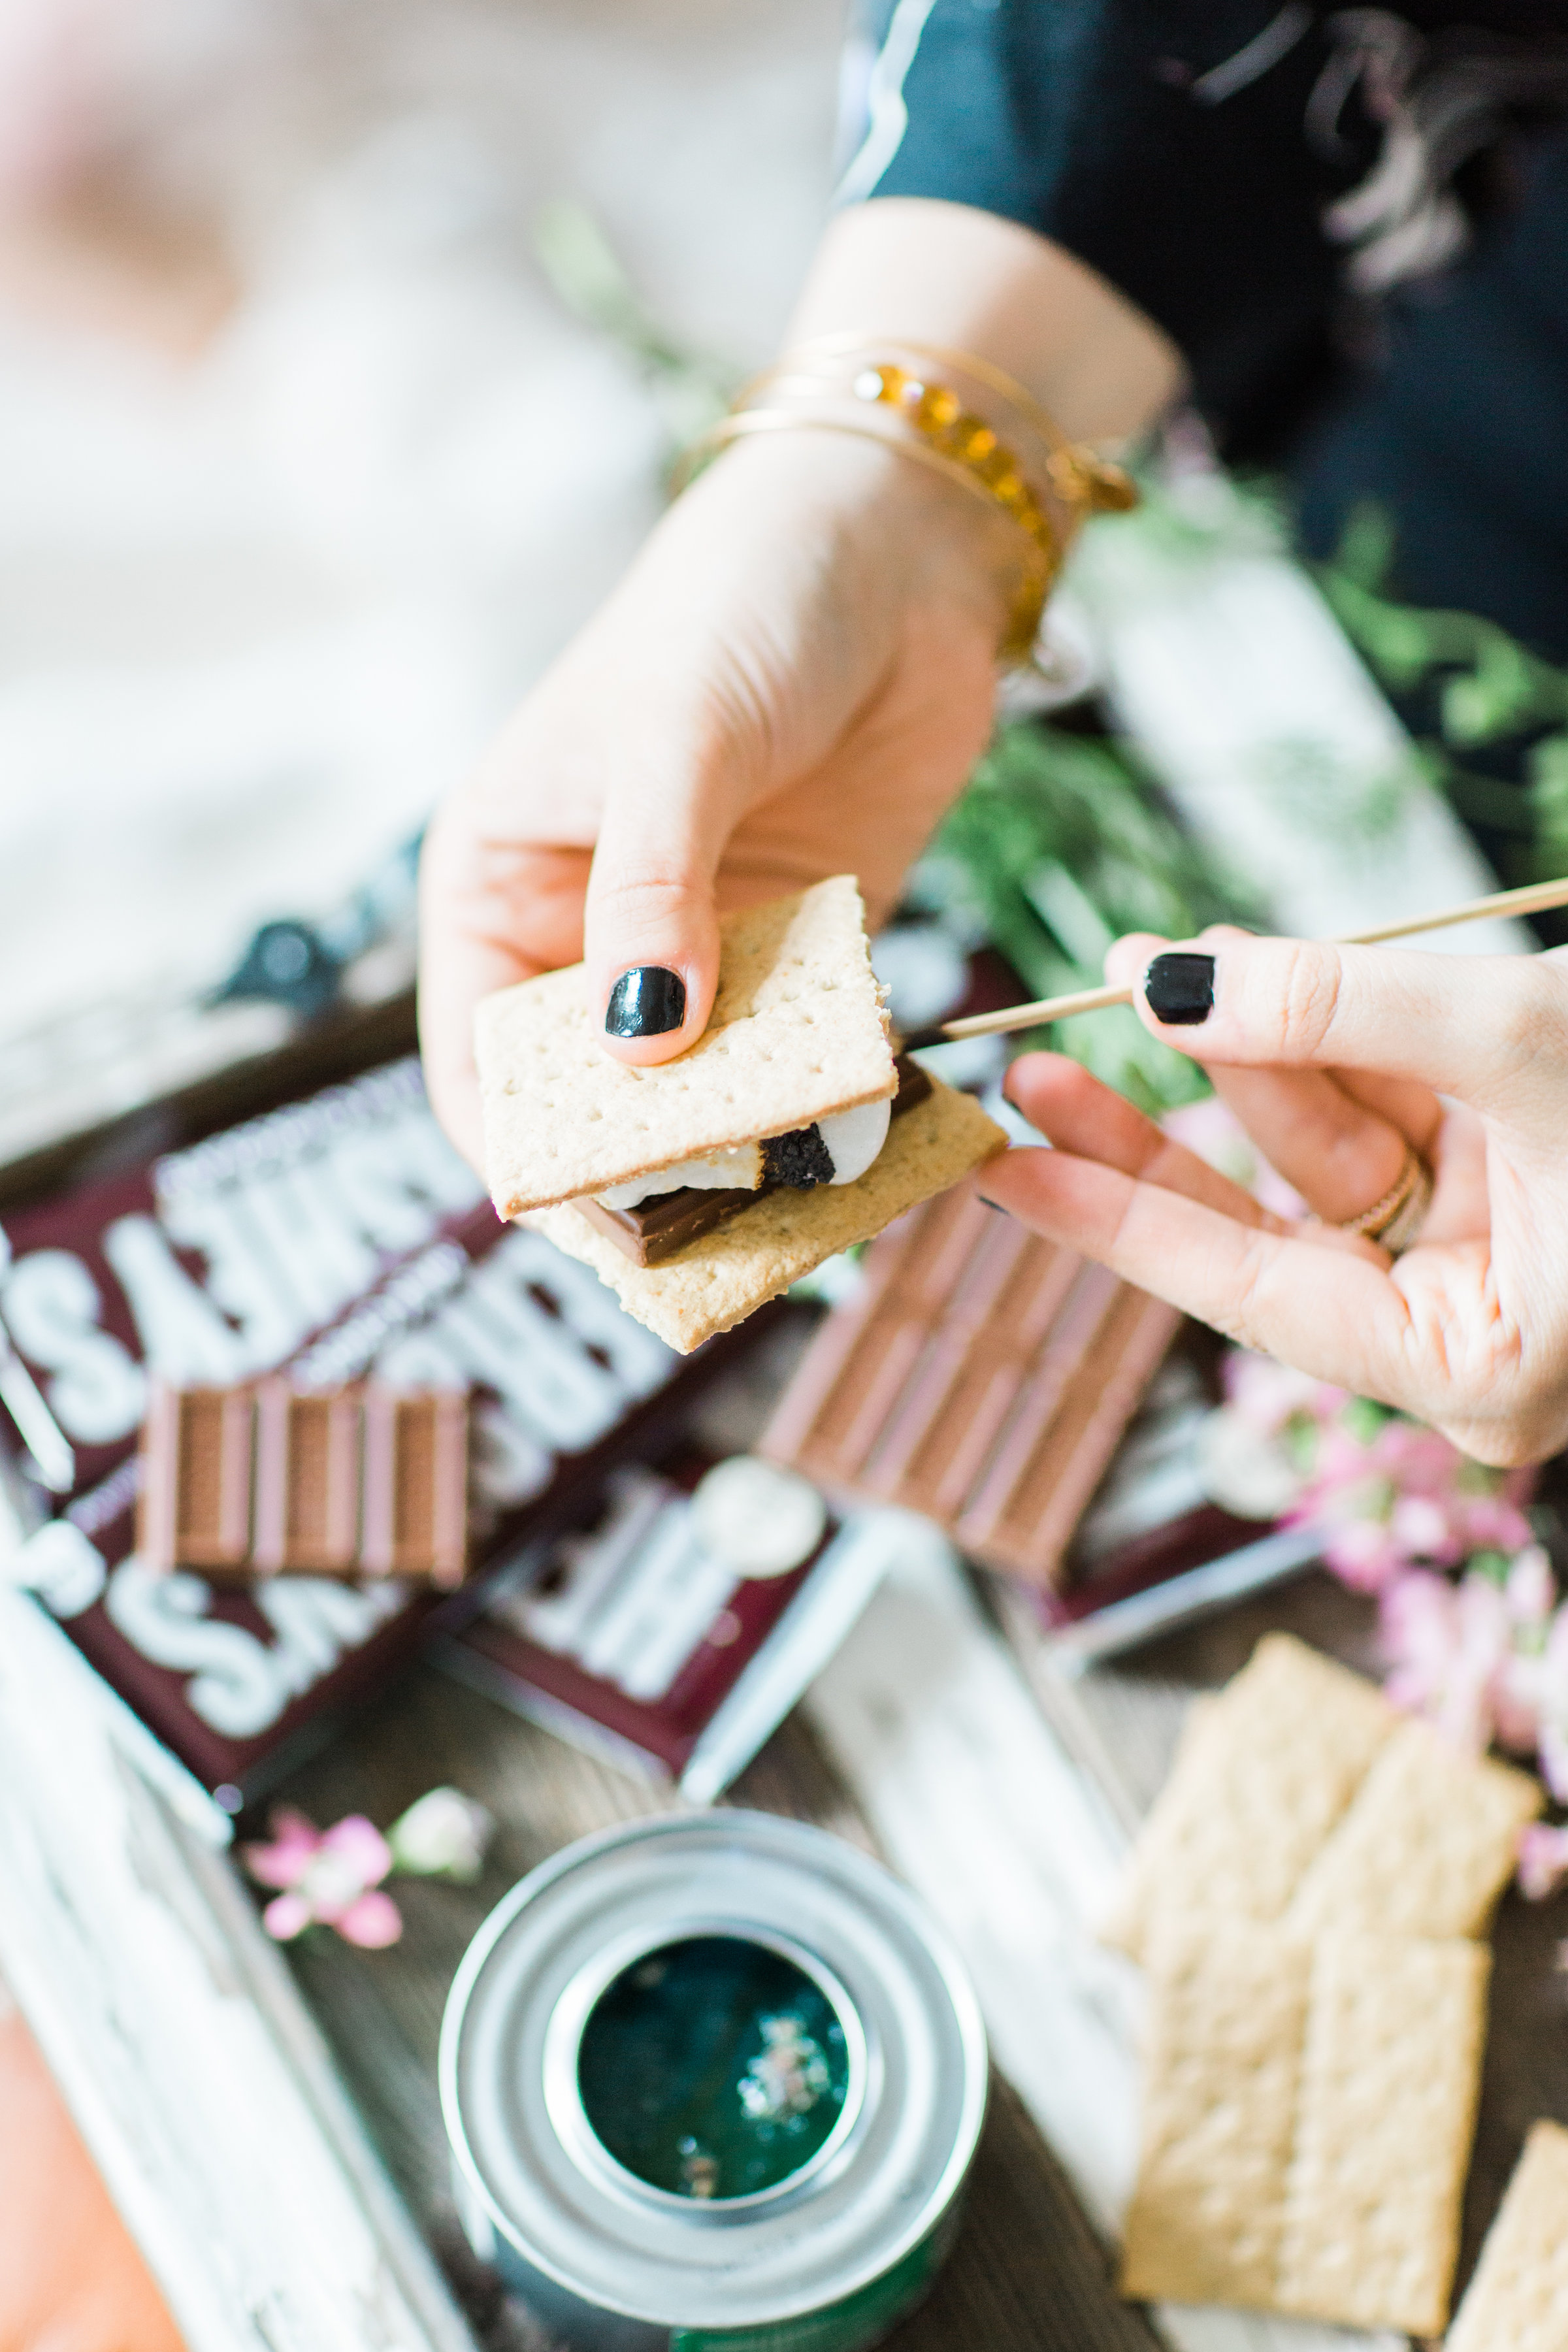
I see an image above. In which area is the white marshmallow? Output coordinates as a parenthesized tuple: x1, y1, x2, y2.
(819, 1095, 892, 1186)
(596, 1143, 761, 1211)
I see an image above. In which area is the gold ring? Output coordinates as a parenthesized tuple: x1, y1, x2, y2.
(1339, 1142, 1433, 1254)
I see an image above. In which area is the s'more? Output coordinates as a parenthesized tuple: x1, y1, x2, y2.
(476, 875, 1008, 1352)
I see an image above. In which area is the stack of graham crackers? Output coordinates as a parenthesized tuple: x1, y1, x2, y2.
(1107, 1634, 1547, 2338)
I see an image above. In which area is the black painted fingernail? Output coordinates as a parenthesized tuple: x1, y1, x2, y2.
(605, 966, 686, 1038)
(1145, 952, 1215, 1026)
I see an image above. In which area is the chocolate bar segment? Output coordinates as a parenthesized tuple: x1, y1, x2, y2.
(361, 1386, 469, 1588)
(577, 1056, 934, 1271)
(137, 1377, 470, 1585)
(138, 1382, 254, 1571)
(576, 1185, 757, 1269)
(251, 1379, 362, 1573)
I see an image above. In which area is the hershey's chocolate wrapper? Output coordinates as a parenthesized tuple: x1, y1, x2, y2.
(1, 1056, 756, 1799)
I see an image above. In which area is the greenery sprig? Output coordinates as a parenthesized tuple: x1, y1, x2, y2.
(1317, 503, 1568, 881)
(917, 721, 1259, 1114)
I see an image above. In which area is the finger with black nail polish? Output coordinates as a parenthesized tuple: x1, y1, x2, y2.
(605, 966, 687, 1039)
(1144, 951, 1215, 1026)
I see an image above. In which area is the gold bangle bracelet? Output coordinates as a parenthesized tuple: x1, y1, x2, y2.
(673, 338, 1136, 670)
(738, 332, 1137, 512)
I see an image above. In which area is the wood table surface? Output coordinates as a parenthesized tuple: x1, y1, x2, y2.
(274, 1544, 1568, 2351)
(275, 1667, 1162, 2352)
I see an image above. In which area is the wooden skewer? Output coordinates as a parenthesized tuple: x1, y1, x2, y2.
(934, 873, 1568, 1043)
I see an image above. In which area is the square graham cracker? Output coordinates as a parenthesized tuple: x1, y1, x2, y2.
(1102, 1633, 1542, 1960)
(523, 1075, 1007, 1354)
(1100, 1635, 1396, 1960)
(1447, 2119, 1568, 2352)
(1122, 1921, 1490, 2335)
(1286, 1716, 1542, 1944)
(476, 876, 897, 1215)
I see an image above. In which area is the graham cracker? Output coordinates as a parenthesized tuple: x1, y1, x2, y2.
(1120, 1919, 1311, 2310)
(1446, 2119, 1568, 2352)
(524, 1075, 1007, 1354)
(1101, 1635, 1397, 1959)
(476, 876, 896, 1215)
(1286, 1716, 1543, 1944)
(1122, 1922, 1489, 2335)
(1276, 1931, 1490, 2333)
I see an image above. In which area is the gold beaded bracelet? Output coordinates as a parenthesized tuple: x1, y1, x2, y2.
(674, 339, 1138, 667)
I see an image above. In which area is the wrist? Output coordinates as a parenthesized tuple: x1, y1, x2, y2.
(680, 408, 1033, 653)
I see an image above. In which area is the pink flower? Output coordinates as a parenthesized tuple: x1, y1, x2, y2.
(242, 1808, 402, 1948)
(1506, 1544, 1557, 1627)
(1457, 1492, 1537, 1557)
(1388, 1490, 1463, 1567)
(1322, 1511, 1412, 1593)
(1518, 1822, 1568, 1903)
(1379, 1568, 1512, 1752)
(1222, 1350, 1343, 1436)
(1534, 1609, 1568, 1805)
(1369, 1420, 1463, 1494)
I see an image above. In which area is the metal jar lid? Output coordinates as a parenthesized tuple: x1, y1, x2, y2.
(439, 1811, 987, 2333)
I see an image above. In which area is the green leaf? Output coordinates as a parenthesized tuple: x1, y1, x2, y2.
(926, 718, 1258, 1113)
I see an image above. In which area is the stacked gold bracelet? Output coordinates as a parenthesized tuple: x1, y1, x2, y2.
(673, 336, 1138, 667)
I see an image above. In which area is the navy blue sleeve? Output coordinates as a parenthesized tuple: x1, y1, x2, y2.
(836, 1, 1382, 424)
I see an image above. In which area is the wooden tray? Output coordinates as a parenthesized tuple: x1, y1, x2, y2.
(5, 1002, 1565, 2351)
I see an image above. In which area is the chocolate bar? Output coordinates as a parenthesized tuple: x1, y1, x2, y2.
(580, 1056, 934, 1269)
(576, 1184, 758, 1267)
(137, 1378, 471, 1588)
(762, 1184, 1179, 1586)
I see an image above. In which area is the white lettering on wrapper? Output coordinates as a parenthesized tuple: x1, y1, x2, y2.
(253, 1577, 410, 1699)
(489, 1231, 677, 1399)
(0, 1250, 146, 1444)
(101, 1218, 253, 1383)
(153, 1188, 325, 1367)
(326, 1119, 485, 1248)
(468, 1399, 552, 1509)
(417, 1284, 622, 1454)
(9, 1519, 108, 1616)
(105, 1563, 289, 1739)
(103, 1560, 412, 1739)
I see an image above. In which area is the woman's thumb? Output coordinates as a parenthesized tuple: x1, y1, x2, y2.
(583, 766, 729, 1065)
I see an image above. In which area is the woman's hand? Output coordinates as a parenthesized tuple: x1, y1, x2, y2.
(979, 926, 1568, 1467)
(418, 427, 1008, 1165)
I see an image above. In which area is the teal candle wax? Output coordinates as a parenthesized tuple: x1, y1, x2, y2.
(576, 1935, 851, 2200)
